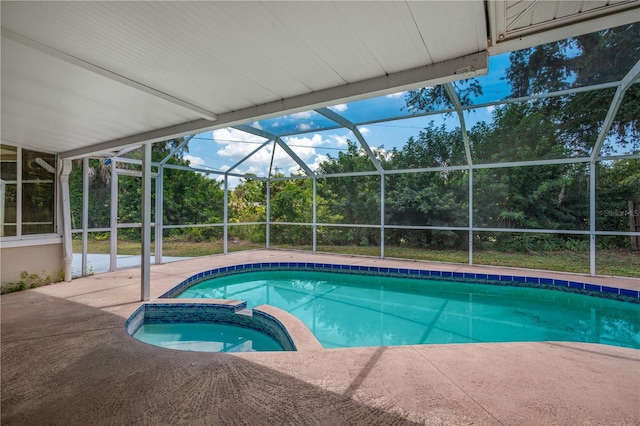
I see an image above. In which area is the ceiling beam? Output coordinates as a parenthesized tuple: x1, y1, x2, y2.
(59, 52, 488, 159)
(225, 139, 273, 175)
(591, 59, 640, 161)
(234, 124, 315, 176)
(274, 137, 315, 177)
(159, 134, 195, 165)
(443, 83, 473, 166)
(2, 28, 217, 121)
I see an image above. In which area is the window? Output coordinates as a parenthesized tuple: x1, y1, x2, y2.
(0, 144, 57, 237)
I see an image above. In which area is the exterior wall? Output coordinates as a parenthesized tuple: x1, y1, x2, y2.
(1, 242, 64, 287)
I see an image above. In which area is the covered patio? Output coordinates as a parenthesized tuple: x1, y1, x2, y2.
(2, 250, 639, 425)
(2, 2, 640, 425)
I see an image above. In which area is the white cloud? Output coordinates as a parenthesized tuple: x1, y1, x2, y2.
(290, 110, 314, 119)
(329, 103, 348, 112)
(213, 127, 266, 145)
(285, 133, 350, 154)
(244, 166, 263, 176)
(213, 128, 267, 161)
(486, 105, 496, 114)
(331, 134, 349, 147)
(210, 129, 355, 178)
(298, 123, 312, 131)
(308, 153, 329, 171)
(281, 138, 320, 163)
(284, 134, 324, 148)
(182, 154, 219, 178)
(183, 154, 206, 168)
(287, 164, 304, 175)
(358, 126, 370, 135)
(227, 176, 241, 188)
(386, 91, 406, 99)
(373, 147, 392, 161)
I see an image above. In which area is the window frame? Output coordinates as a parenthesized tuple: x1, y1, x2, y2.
(0, 144, 60, 246)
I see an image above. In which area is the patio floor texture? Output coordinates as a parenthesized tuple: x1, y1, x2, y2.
(2, 250, 639, 425)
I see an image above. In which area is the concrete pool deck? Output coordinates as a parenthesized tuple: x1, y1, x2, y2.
(2, 249, 639, 425)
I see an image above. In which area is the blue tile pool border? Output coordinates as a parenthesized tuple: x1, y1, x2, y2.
(125, 302, 296, 352)
(159, 262, 639, 304)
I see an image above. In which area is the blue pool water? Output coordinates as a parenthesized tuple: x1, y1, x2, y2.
(177, 270, 640, 349)
(133, 322, 284, 352)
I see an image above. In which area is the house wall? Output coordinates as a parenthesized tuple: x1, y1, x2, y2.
(1, 241, 64, 287)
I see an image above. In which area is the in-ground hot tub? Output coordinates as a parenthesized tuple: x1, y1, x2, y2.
(125, 300, 296, 352)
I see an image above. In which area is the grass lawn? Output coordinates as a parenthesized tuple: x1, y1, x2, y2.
(72, 238, 640, 278)
(71, 238, 262, 257)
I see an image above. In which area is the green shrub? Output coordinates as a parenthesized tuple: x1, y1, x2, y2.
(1, 269, 64, 294)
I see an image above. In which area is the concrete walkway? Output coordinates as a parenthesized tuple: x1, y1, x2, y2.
(2, 250, 639, 425)
(71, 253, 190, 277)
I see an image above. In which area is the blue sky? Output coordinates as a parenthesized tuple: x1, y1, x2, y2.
(183, 54, 514, 186)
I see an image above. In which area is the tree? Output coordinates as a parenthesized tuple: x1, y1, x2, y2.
(596, 159, 640, 248)
(269, 176, 313, 245)
(505, 23, 640, 155)
(316, 142, 382, 246)
(404, 79, 481, 113)
(70, 138, 225, 241)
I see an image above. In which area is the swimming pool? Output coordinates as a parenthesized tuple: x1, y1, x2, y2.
(173, 269, 640, 349)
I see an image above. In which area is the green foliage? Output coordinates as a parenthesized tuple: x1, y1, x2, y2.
(596, 158, 640, 238)
(182, 226, 222, 243)
(405, 79, 481, 113)
(505, 23, 640, 155)
(316, 142, 382, 246)
(1, 269, 64, 294)
(70, 141, 224, 242)
(1, 281, 25, 294)
(270, 178, 313, 245)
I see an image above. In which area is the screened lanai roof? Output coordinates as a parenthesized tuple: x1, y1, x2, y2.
(2, 1, 639, 160)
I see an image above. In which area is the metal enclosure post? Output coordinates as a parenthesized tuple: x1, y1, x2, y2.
(223, 175, 228, 254)
(109, 159, 118, 271)
(141, 142, 151, 301)
(155, 165, 163, 264)
(444, 83, 474, 265)
(469, 169, 473, 265)
(590, 162, 596, 276)
(59, 159, 73, 282)
(266, 178, 271, 249)
(380, 174, 385, 258)
(313, 178, 317, 253)
(587, 60, 640, 276)
(82, 157, 89, 276)
(16, 148, 22, 237)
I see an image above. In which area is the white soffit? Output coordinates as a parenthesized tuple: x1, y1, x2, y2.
(1, 36, 201, 153)
(489, 0, 640, 54)
(1, 1, 488, 158)
(3, 1, 637, 159)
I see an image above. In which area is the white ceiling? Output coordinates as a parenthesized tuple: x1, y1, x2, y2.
(1, 1, 638, 159)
